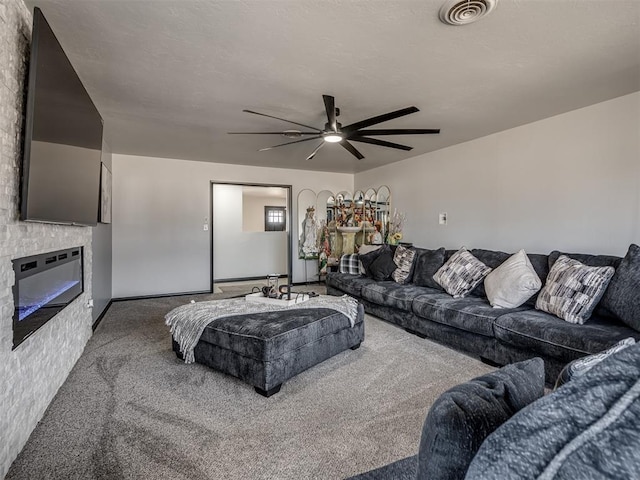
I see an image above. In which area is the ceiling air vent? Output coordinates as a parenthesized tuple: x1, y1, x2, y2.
(439, 0, 498, 26)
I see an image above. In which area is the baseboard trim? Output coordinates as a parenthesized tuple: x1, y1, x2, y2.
(92, 300, 113, 331)
(112, 289, 213, 303)
(214, 274, 288, 283)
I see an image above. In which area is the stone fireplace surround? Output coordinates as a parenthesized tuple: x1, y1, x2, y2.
(0, 2, 94, 477)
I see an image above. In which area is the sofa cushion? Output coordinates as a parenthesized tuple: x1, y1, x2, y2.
(471, 251, 549, 305)
(484, 249, 542, 308)
(433, 248, 492, 298)
(368, 249, 397, 281)
(391, 245, 416, 284)
(325, 272, 376, 297)
(493, 309, 640, 363)
(465, 343, 640, 480)
(468, 249, 510, 297)
(416, 358, 545, 480)
(548, 250, 622, 270)
(522, 253, 549, 307)
(199, 307, 361, 361)
(359, 244, 390, 277)
(554, 337, 636, 389)
(599, 244, 640, 332)
(536, 255, 615, 324)
(361, 282, 441, 312)
(412, 294, 527, 337)
(412, 247, 446, 290)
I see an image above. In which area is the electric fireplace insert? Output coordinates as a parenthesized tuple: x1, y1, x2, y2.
(12, 247, 84, 349)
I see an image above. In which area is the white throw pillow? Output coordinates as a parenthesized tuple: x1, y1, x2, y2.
(484, 250, 542, 308)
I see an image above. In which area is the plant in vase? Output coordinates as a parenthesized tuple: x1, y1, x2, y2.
(386, 209, 406, 245)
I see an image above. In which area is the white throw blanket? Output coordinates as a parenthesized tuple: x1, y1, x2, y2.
(165, 295, 359, 364)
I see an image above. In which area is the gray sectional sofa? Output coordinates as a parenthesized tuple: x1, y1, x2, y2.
(326, 246, 640, 384)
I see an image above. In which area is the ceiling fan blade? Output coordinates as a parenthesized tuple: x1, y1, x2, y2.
(355, 128, 440, 135)
(342, 106, 419, 133)
(228, 131, 320, 135)
(340, 140, 365, 160)
(243, 109, 321, 132)
(306, 142, 325, 161)
(258, 136, 321, 151)
(323, 95, 337, 132)
(349, 136, 413, 151)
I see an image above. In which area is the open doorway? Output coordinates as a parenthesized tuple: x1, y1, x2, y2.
(211, 182, 292, 293)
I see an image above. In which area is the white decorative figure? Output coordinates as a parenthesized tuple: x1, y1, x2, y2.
(300, 206, 319, 257)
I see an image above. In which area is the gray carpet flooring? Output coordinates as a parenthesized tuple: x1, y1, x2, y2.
(7, 288, 494, 480)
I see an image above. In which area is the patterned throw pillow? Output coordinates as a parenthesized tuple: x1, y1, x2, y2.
(535, 255, 615, 324)
(392, 245, 416, 284)
(433, 247, 492, 298)
(339, 254, 361, 275)
(554, 337, 636, 389)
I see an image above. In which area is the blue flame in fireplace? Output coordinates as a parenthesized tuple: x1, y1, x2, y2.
(18, 280, 80, 321)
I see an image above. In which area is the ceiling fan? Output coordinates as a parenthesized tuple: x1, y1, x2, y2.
(228, 95, 440, 161)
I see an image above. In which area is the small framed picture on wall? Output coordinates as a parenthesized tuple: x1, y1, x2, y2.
(99, 163, 112, 224)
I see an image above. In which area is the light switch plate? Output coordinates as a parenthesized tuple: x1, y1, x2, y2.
(439, 213, 447, 225)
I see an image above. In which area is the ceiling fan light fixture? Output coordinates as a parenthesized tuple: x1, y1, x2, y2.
(323, 133, 343, 143)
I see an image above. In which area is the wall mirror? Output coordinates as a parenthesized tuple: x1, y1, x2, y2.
(296, 186, 392, 269)
(376, 186, 391, 243)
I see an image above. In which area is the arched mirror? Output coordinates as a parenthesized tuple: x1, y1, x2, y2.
(316, 190, 336, 273)
(364, 188, 379, 245)
(297, 189, 318, 259)
(316, 190, 334, 226)
(335, 190, 354, 227)
(376, 185, 391, 243)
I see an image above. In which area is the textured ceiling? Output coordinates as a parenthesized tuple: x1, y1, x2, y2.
(23, 0, 640, 173)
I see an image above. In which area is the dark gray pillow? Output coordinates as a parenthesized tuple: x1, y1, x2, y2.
(368, 249, 397, 281)
(359, 245, 389, 278)
(466, 343, 640, 480)
(412, 247, 446, 289)
(416, 358, 545, 480)
(548, 250, 622, 270)
(599, 244, 640, 332)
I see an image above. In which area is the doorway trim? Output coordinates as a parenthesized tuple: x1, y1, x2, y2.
(210, 181, 293, 291)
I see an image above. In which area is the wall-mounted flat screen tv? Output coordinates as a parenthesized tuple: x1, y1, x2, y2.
(20, 7, 103, 226)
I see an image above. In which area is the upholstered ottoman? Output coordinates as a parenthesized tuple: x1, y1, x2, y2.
(172, 304, 365, 397)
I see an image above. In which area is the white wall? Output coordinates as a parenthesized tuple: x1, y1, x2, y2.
(356, 92, 640, 257)
(112, 155, 352, 297)
(1, 2, 94, 476)
(213, 185, 287, 280)
(242, 194, 286, 232)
